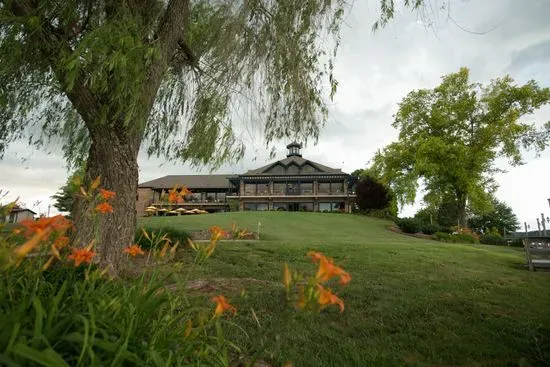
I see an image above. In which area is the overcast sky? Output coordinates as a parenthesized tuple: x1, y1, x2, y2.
(1, 0, 550, 231)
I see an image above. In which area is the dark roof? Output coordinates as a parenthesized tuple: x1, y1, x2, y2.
(139, 175, 233, 189)
(243, 156, 343, 175)
(11, 207, 36, 214)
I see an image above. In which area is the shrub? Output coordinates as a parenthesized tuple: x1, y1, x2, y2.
(420, 223, 443, 235)
(395, 217, 422, 234)
(480, 234, 507, 246)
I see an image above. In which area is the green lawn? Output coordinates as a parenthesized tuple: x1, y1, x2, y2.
(140, 212, 550, 366)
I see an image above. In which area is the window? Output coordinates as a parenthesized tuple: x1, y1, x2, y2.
(319, 202, 345, 212)
(257, 183, 270, 195)
(216, 193, 226, 202)
(331, 182, 344, 194)
(300, 182, 313, 194)
(286, 182, 299, 195)
(256, 203, 269, 211)
(273, 202, 288, 211)
(318, 183, 330, 194)
(205, 193, 215, 202)
(273, 183, 286, 195)
(244, 183, 256, 196)
(190, 192, 202, 202)
(244, 202, 269, 211)
(299, 203, 314, 212)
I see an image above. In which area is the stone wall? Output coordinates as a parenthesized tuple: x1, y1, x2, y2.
(136, 188, 154, 216)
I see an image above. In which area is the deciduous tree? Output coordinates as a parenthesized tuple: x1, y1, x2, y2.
(371, 68, 550, 227)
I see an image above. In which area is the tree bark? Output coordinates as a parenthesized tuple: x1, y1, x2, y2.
(72, 125, 141, 274)
(456, 191, 468, 228)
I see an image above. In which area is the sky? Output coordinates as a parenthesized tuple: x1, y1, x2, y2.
(1, 0, 550, 231)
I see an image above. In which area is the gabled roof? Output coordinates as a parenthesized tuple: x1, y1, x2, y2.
(139, 175, 233, 189)
(243, 156, 343, 175)
(11, 207, 37, 214)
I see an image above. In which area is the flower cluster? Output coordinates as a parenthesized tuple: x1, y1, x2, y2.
(163, 185, 191, 204)
(283, 251, 351, 313)
(188, 225, 227, 262)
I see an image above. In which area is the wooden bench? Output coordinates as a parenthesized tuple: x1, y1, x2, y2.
(523, 237, 550, 271)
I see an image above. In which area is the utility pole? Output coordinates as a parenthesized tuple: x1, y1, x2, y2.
(536, 218, 542, 237)
(47, 204, 51, 217)
(524, 222, 529, 237)
(542, 213, 547, 237)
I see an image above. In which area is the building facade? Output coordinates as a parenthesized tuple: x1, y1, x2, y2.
(2, 207, 36, 223)
(137, 143, 356, 215)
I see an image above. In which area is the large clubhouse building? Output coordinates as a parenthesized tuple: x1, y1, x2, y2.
(137, 143, 357, 215)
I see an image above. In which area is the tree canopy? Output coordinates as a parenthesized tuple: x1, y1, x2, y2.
(468, 198, 520, 236)
(371, 67, 550, 226)
(355, 175, 393, 213)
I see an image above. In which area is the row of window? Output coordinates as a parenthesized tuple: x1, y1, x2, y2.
(243, 202, 345, 212)
(243, 182, 345, 196)
(154, 191, 227, 203)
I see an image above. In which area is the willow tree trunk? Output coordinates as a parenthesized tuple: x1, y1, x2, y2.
(72, 124, 141, 273)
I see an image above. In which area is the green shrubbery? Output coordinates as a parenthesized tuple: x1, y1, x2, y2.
(480, 234, 508, 246)
(0, 263, 233, 366)
(395, 217, 422, 234)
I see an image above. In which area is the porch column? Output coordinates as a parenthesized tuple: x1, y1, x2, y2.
(313, 180, 318, 195)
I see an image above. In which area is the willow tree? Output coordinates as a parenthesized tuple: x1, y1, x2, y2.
(371, 68, 550, 227)
(0, 0, 434, 271)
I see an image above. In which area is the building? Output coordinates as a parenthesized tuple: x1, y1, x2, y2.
(137, 143, 356, 215)
(3, 206, 36, 223)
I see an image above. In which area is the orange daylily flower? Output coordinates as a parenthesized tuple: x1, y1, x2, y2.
(168, 186, 184, 204)
(283, 263, 291, 289)
(308, 251, 351, 285)
(20, 215, 72, 238)
(67, 247, 96, 266)
(209, 226, 226, 241)
(123, 244, 145, 257)
(53, 235, 70, 249)
(13, 230, 50, 259)
(317, 285, 345, 313)
(95, 202, 113, 214)
(180, 186, 191, 197)
(99, 189, 116, 200)
(212, 295, 237, 317)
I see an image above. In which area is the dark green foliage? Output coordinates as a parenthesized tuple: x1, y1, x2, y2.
(420, 223, 444, 235)
(355, 176, 393, 212)
(0, 264, 223, 365)
(468, 198, 520, 235)
(436, 198, 461, 228)
(480, 234, 508, 246)
(433, 232, 479, 244)
(51, 167, 84, 214)
(395, 217, 422, 234)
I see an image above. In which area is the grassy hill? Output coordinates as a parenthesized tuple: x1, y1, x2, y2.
(139, 212, 550, 366)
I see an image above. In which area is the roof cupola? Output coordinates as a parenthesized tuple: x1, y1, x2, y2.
(286, 142, 302, 157)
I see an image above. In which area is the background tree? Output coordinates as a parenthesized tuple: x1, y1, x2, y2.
(355, 175, 395, 215)
(371, 67, 550, 227)
(51, 167, 85, 215)
(468, 198, 520, 235)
